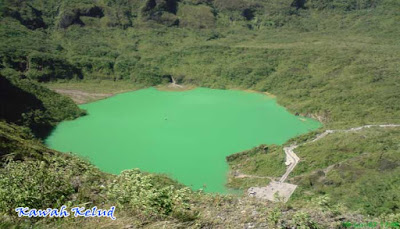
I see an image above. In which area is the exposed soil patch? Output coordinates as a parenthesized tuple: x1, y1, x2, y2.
(155, 83, 195, 91)
(233, 171, 274, 180)
(54, 89, 113, 104)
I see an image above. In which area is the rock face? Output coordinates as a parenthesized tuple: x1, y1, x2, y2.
(58, 10, 83, 29)
(141, 0, 180, 26)
(142, 0, 179, 15)
(291, 0, 307, 9)
(4, 4, 46, 30)
(59, 6, 104, 29)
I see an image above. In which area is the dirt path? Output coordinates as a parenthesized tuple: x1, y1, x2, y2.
(54, 89, 114, 104)
(279, 145, 300, 182)
(279, 124, 400, 182)
(234, 172, 274, 180)
(54, 80, 190, 104)
(249, 124, 400, 202)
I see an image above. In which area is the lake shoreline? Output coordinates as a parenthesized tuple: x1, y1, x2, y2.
(45, 87, 321, 193)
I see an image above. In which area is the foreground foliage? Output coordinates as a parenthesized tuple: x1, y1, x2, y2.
(0, 121, 368, 228)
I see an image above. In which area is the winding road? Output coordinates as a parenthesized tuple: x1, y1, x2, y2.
(279, 124, 400, 183)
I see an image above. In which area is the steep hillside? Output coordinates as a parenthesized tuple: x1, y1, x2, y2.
(1, 0, 399, 127)
(2, 121, 378, 228)
(0, 75, 84, 137)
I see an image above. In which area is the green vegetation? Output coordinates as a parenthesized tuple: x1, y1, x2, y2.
(44, 80, 140, 104)
(105, 169, 193, 221)
(1, 0, 400, 227)
(0, 75, 84, 137)
(0, 121, 193, 227)
(226, 145, 285, 189)
(44, 80, 139, 94)
(1, 120, 366, 228)
(292, 127, 400, 216)
(0, 121, 106, 215)
(2, 0, 399, 126)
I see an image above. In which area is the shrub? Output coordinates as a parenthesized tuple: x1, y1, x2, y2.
(105, 169, 192, 218)
(114, 54, 141, 79)
(213, 0, 247, 11)
(292, 211, 318, 229)
(267, 207, 282, 227)
(306, 0, 381, 10)
(0, 160, 75, 214)
(26, 52, 81, 82)
(178, 5, 215, 29)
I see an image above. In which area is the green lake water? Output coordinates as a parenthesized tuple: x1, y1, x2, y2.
(46, 87, 321, 193)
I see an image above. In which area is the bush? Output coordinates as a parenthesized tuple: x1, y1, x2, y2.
(26, 52, 82, 82)
(292, 211, 318, 229)
(306, 0, 381, 10)
(105, 169, 192, 218)
(114, 54, 141, 79)
(0, 160, 75, 214)
(178, 5, 215, 29)
(0, 75, 84, 138)
(213, 0, 247, 11)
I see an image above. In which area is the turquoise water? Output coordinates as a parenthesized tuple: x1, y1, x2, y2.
(46, 87, 321, 193)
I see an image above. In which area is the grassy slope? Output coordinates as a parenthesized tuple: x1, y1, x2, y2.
(42, 14, 400, 215)
(0, 75, 84, 138)
(226, 145, 286, 189)
(40, 21, 400, 127)
(1, 121, 368, 228)
(292, 127, 400, 216)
